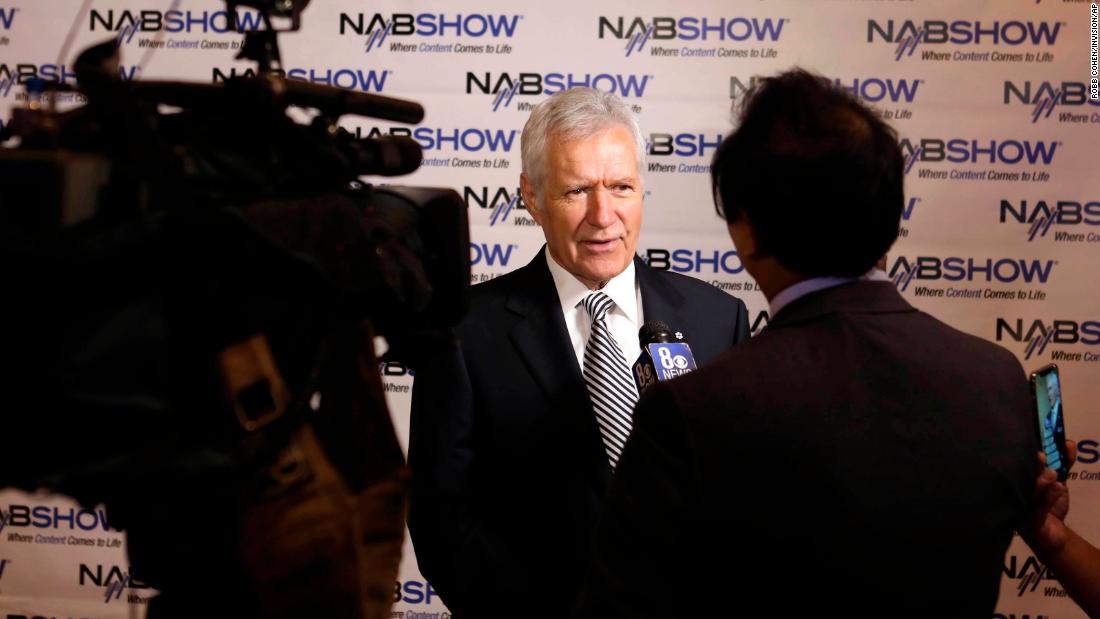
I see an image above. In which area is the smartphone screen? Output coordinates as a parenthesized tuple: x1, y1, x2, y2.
(1030, 364, 1069, 481)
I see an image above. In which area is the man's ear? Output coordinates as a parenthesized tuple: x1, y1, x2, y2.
(519, 173, 542, 226)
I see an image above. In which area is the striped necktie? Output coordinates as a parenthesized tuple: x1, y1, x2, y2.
(581, 291, 639, 469)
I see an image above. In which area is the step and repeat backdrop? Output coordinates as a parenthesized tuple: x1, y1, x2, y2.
(1, 0, 1098, 617)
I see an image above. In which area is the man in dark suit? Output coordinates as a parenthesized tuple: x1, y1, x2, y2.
(407, 87, 749, 619)
(575, 69, 1038, 617)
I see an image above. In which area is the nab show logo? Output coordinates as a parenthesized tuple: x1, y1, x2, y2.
(899, 137, 1059, 175)
(1000, 199, 1100, 242)
(1003, 81, 1100, 124)
(357, 126, 518, 154)
(1003, 553, 1059, 597)
(211, 66, 391, 93)
(0, 505, 119, 532)
(89, 8, 264, 33)
(396, 580, 440, 605)
(463, 186, 530, 226)
(0, 63, 139, 98)
(995, 318, 1100, 361)
(466, 72, 651, 111)
(339, 13, 522, 52)
(598, 15, 787, 57)
(79, 564, 150, 604)
(889, 256, 1055, 291)
(730, 75, 922, 105)
(644, 248, 743, 275)
(868, 19, 1063, 61)
(646, 132, 723, 174)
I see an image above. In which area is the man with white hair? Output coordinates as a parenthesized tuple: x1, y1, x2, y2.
(408, 87, 749, 619)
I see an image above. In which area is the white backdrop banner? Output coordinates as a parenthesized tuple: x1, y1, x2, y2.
(1, 1, 1097, 618)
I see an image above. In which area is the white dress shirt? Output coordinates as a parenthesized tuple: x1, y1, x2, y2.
(544, 247, 644, 372)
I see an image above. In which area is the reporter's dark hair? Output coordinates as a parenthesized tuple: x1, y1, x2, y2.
(710, 68, 903, 277)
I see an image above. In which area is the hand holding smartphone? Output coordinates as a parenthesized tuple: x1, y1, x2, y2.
(1030, 364, 1070, 481)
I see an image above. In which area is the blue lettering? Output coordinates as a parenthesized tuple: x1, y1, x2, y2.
(901, 197, 920, 221)
(972, 20, 1000, 44)
(971, 140, 997, 164)
(479, 129, 517, 152)
(1026, 21, 1062, 45)
(1022, 141, 1058, 165)
(53, 507, 74, 529)
(234, 10, 264, 31)
(402, 580, 424, 604)
(184, 10, 208, 33)
(164, 10, 183, 33)
(438, 13, 463, 37)
(943, 257, 967, 281)
(0, 7, 16, 30)
(670, 249, 693, 273)
(409, 13, 520, 37)
(1081, 321, 1100, 345)
(678, 17, 699, 40)
(749, 17, 786, 41)
(886, 78, 920, 103)
(615, 74, 650, 97)
(543, 73, 563, 93)
(31, 506, 51, 528)
(356, 69, 389, 92)
(400, 580, 440, 605)
(1077, 439, 1098, 464)
(484, 14, 521, 37)
(1016, 259, 1054, 283)
(674, 17, 785, 42)
(469, 243, 514, 267)
(699, 17, 724, 41)
(695, 250, 720, 272)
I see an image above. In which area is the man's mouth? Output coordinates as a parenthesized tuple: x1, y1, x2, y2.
(581, 238, 620, 252)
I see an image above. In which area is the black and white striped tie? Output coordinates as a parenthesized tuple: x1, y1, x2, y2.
(581, 292, 639, 469)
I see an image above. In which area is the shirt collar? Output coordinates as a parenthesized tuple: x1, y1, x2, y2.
(768, 267, 891, 317)
(768, 276, 857, 318)
(545, 246, 638, 321)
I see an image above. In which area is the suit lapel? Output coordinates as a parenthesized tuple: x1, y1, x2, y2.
(635, 256, 689, 338)
(505, 251, 613, 487)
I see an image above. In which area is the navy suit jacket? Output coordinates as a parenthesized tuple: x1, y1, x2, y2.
(408, 250, 749, 619)
(576, 280, 1038, 618)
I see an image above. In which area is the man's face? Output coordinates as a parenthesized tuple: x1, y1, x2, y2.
(521, 125, 643, 290)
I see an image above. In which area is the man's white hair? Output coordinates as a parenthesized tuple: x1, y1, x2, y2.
(520, 87, 646, 199)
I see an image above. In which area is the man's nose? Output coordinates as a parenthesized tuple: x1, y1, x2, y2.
(585, 187, 616, 228)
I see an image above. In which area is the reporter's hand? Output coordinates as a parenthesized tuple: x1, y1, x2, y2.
(1024, 440, 1076, 556)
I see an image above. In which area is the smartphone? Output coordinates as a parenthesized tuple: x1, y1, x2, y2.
(1030, 364, 1069, 481)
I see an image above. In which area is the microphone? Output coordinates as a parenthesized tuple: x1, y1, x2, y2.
(631, 320, 698, 393)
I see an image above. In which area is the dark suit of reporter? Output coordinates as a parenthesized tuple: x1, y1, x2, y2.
(576, 69, 1038, 618)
